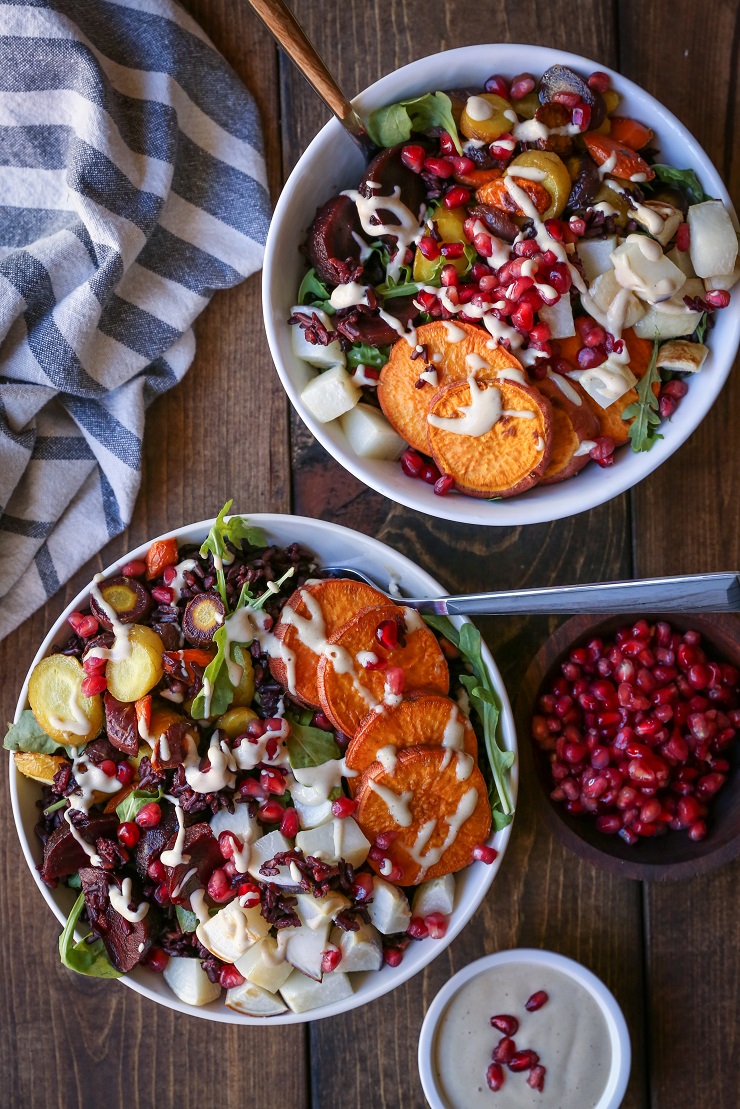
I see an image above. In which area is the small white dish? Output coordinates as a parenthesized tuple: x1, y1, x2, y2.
(418, 948, 631, 1108)
(8, 513, 517, 1024)
(263, 43, 740, 527)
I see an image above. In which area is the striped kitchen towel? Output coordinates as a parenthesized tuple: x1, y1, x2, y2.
(0, 0, 270, 640)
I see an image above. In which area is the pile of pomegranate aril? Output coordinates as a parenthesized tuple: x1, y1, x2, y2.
(486, 990, 549, 1095)
(531, 620, 739, 845)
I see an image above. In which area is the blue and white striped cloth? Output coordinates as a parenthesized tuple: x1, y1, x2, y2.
(0, 0, 270, 640)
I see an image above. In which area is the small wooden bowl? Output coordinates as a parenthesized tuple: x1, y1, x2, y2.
(516, 613, 740, 882)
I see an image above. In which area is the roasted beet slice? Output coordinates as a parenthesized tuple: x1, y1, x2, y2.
(40, 814, 118, 881)
(89, 576, 151, 630)
(182, 592, 225, 647)
(104, 693, 139, 756)
(84, 736, 126, 765)
(360, 142, 428, 223)
(538, 64, 606, 129)
(79, 867, 158, 973)
(164, 823, 223, 905)
(467, 203, 519, 243)
(334, 296, 419, 347)
(306, 194, 364, 286)
(151, 721, 191, 770)
(151, 621, 182, 652)
(567, 153, 601, 211)
(135, 806, 179, 878)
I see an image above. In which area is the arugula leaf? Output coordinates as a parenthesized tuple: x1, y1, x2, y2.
(377, 280, 421, 301)
(59, 892, 122, 979)
(66, 873, 82, 890)
(287, 722, 341, 771)
(695, 312, 708, 344)
(346, 343, 390, 370)
(116, 788, 163, 823)
(650, 165, 712, 205)
(367, 92, 462, 154)
(623, 339, 663, 452)
(176, 905, 198, 933)
(200, 501, 268, 607)
(423, 615, 514, 825)
(297, 268, 336, 315)
(417, 241, 477, 287)
(4, 710, 60, 755)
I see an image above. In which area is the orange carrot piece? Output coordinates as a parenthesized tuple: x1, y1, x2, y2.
(145, 537, 179, 580)
(608, 117, 654, 151)
(583, 133, 655, 182)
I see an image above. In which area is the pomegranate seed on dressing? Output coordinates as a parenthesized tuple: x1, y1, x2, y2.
(509, 1049, 540, 1072)
(492, 1037, 517, 1065)
(525, 990, 549, 1012)
(486, 1063, 506, 1092)
(490, 1014, 519, 1036)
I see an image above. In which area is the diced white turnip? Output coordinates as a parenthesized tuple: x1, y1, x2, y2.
(587, 269, 646, 330)
(634, 201, 682, 247)
(226, 981, 289, 1017)
(247, 830, 300, 890)
(301, 365, 360, 423)
(280, 968, 353, 1014)
(687, 201, 738, 278)
(538, 294, 575, 339)
(610, 239, 685, 303)
(163, 956, 222, 1007)
(656, 340, 708, 374)
(209, 804, 258, 843)
(340, 403, 407, 460)
(284, 922, 331, 981)
(571, 362, 637, 410)
(577, 236, 618, 285)
(411, 874, 456, 918)
(330, 923, 383, 973)
(292, 794, 335, 829)
(295, 817, 371, 869)
(632, 278, 704, 340)
(294, 891, 351, 930)
(666, 246, 697, 280)
(235, 936, 293, 993)
(196, 902, 269, 963)
(364, 877, 411, 936)
(290, 306, 345, 368)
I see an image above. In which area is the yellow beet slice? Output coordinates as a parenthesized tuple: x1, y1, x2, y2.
(216, 706, 259, 739)
(508, 150, 572, 218)
(459, 93, 513, 143)
(230, 643, 256, 707)
(106, 624, 164, 703)
(14, 751, 67, 784)
(28, 654, 103, 747)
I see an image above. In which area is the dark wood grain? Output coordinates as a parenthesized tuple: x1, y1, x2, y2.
(618, 4, 740, 1104)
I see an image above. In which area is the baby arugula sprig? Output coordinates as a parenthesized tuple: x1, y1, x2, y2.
(623, 339, 663, 452)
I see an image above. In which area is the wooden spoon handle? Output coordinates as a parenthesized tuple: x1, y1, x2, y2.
(244, 0, 372, 150)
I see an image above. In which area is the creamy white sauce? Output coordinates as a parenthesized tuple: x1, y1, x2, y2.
(329, 281, 369, 310)
(442, 320, 466, 343)
(574, 439, 597, 457)
(376, 745, 398, 774)
(341, 183, 424, 283)
(168, 558, 198, 600)
(190, 887, 210, 925)
(428, 376, 534, 438)
(86, 573, 133, 664)
(547, 370, 582, 406)
(108, 877, 149, 923)
(407, 788, 478, 881)
(465, 95, 494, 121)
(160, 801, 191, 867)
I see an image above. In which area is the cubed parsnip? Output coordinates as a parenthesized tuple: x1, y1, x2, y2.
(577, 236, 618, 285)
(610, 238, 685, 304)
(247, 830, 300, 890)
(292, 794, 334, 829)
(666, 246, 697, 280)
(330, 923, 383, 973)
(572, 361, 637, 410)
(209, 802, 259, 844)
(301, 366, 360, 424)
(105, 624, 164, 703)
(632, 278, 705, 340)
(163, 957, 222, 1007)
(411, 874, 456, 918)
(226, 981, 288, 1016)
(295, 817, 371, 869)
(195, 902, 269, 963)
(364, 877, 412, 936)
(28, 654, 103, 747)
(284, 922, 331, 981)
(656, 340, 708, 374)
(634, 201, 682, 247)
(538, 294, 575, 339)
(586, 269, 645, 331)
(290, 306, 345, 368)
(340, 403, 407, 461)
(280, 969, 353, 1014)
(688, 201, 738, 279)
(295, 891, 351, 931)
(235, 937, 293, 993)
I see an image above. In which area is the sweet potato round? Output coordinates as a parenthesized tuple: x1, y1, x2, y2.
(537, 374, 600, 484)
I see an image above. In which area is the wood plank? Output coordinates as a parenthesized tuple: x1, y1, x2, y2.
(279, 4, 648, 1106)
(619, 3, 740, 1105)
(0, 2, 304, 1106)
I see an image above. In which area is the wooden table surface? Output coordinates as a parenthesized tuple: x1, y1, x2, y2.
(1, 2, 738, 1106)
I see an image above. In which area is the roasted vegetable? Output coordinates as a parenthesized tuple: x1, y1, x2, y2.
(90, 576, 151, 629)
(459, 93, 513, 143)
(105, 624, 164, 703)
(538, 64, 606, 129)
(28, 655, 103, 747)
(215, 705, 259, 739)
(507, 150, 572, 218)
(145, 538, 179, 581)
(182, 592, 226, 647)
(104, 692, 139, 756)
(14, 751, 67, 784)
(583, 133, 655, 182)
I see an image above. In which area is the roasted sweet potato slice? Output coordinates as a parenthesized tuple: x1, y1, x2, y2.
(316, 604, 449, 738)
(355, 747, 492, 885)
(269, 578, 388, 707)
(427, 377, 553, 498)
(377, 320, 525, 453)
(475, 175, 551, 217)
(344, 694, 478, 795)
(536, 375, 600, 484)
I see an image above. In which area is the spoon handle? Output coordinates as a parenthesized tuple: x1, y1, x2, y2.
(409, 573, 740, 616)
(244, 0, 373, 153)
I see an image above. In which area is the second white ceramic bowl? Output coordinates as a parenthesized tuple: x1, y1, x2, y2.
(263, 43, 740, 526)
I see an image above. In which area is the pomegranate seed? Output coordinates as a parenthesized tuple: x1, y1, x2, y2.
(486, 1063, 506, 1091)
(115, 761, 135, 785)
(510, 73, 536, 99)
(472, 844, 498, 864)
(135, 802, 161, 828)
(675, 222, 691, 252)
(588, 70, 610, 93)
(98, 758, 117, 778)
(332, 796, 359, 819)
(441, 241, 465, 259)
(407, 916, 429, 940)
(491, 1014, 519, 1036)
(400, 143, 426, 173)
(321, 948, 342, 973)
(150, 585, 174, 606)
(484, 74, 510, 98)
(423, 155, 454, 178)
(449, 155, 476, 176)
(352, 872, 374, 902)
(383, 946, 403, 967)
(121, 558, 147, 577)
(529, 321, 551, 345)
(418, 235, 441, 261)
(207, 868, 233, 903)
(511, 301, 534, 330)
(384, 666, 405, 697)
(280, 808, 300, 837)
(153, 882, 169, 906)
(659, 394, 678, 419)
(162, 565, 177, 586)
(525, 990, 549, 1012)
(440, 264, 459, 287)
(375, 619, 399, 650)
(528, 1065, 547, 1092)
(552, 90, 581, 107)
(509, 1049, 540, 1072)
(258, 800, 284, 824)
(431, 472, 454, 498)
(219, 964, 245, 989)
(145, 947, 169, 973)
(443, 186, 470, 209)
(705, 289, 730, 309)
(569, 216, 587, 237)
(473, 232, 494, 258)
(82, 654, 107, 675)
(81, 673, 107, 697)
(595, 814, 622, 834)
(117, 821, 140, 847)
(688, 820, 707, 841)
(237, 882, 261, 906)
(425, 912, 448, 939)
(583, 323, 607, 348)
(492, 1037, 516, 1065)
(400, 448, 424, 479)
(147, 859, 166, 882)
(571, 102, 592, 131)
(577, 345, 607, 369)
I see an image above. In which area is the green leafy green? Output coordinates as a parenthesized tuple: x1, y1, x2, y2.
(623, 339, 663, 452)
(417, 241, 478, 287)
(59, 893, 122, 979)
(200, 501, 268, 607)
(66, 873, 82, 890)
(423, 615, 514, 827)
(695, 312, 708, 344)
(4, 710, 60, 755)
(650, 165, 712, 205)
(376, 280, 421, 301)
(346, 343, 390, 370)
(367, 92, 462, 154)
(116, 788, 163, 823)
(297, 268, 335, 315)
(287, 722, 341, 771)
(176, 905, 198, 933)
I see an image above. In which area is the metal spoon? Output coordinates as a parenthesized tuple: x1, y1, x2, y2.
(244, 0, 376, 157)
(318, 569, 740, 615)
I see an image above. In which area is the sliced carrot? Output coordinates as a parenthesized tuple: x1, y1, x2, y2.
(582, 133, 655, 182)
(135, 694, 152, 735)
(608, 117, 654, 151)
(104, 783, 133, 814)
(454, 167, 503, 188)
(145, 537, 179, 580)
(162, 648, 216, 684)
(475, 175, 552, 216)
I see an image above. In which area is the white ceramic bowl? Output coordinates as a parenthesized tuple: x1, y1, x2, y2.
(9, 513, 517, 1024)
(418, 948, 631, 1108)
(263, 43, 740, 526)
